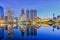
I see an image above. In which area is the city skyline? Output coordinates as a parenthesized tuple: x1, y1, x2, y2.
(0, 0, 60, 40)
(0, 0, 60, 18)
(0, 5, 60, 21)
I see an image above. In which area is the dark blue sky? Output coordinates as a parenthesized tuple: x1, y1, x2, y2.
(0, 0, 60, 18)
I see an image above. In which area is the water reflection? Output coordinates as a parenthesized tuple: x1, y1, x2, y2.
(0, 24, 60, 40)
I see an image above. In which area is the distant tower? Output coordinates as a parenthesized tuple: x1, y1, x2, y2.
(53, 13, 56, 20)
(53, 13, 55, 17)
(0, 6, 4, 19)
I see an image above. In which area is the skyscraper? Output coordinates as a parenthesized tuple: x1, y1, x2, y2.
(7, 8, 14, 37)
(0, 6, 4, 39)
(21, 8, 25, 14)
(30, 9, 37, 20)
(0, 6, 4, 19)
(26, 9, 37, 36)
(26, 9, 30, 20)
(30, 9, 34, 20)
(26, 9, 37, 20)
(18, 8, 26, 36)
(26, 9, 30, 36)
(30, 9, 37, 36)
(7, 8, 13, 22)
(33, 9, 37, 19)
(57, 15, 60, 19)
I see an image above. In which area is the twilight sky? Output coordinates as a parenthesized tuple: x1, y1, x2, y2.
(0, 0, 60, 18)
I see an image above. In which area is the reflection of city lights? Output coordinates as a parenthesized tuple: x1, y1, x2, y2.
(34, 24, 41, 29)
(57, 24, 60, 27)
(0, 19, 4, 26)
(41, 24, 50, 27)
(0, 6, 60, 38)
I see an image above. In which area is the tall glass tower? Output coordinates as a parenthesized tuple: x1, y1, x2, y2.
(0, 6, 4, 19)
(26, 9, 30, 20)
(26, 9, 37, 36)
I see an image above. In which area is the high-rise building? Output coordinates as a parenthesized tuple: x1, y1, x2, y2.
(26, 9, 37, 36)
(7, 8, 14, 37)
(30, 9, 37, 20)
(0, 6, 4, 19)
(33, 9, 37, 19)
(21, 8, 25, 14)
(7, 8, 13, 22)
(26, 9, 30, 20)
(18, 8, 26, 36)
(30, 9, 37, 36)
(57, 15, 60, 19)
(26, 9, 37, 20)
(0, 6, 4, 38)
(26, 9, 30, 36)
(30, 9, 34, 20)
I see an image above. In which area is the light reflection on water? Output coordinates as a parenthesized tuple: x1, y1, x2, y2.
(0, 26, 60, 40)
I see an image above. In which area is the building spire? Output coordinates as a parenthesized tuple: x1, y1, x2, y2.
(53, 13, 55, 17)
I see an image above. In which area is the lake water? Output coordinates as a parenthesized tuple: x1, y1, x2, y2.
(0, 26, 60, 40)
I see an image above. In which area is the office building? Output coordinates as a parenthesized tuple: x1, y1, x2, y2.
(18, 8, 26, 36)
(30, 9, 34, 20)
(26, 9, 37, 36)
(26, 9, 30, 20)
(33, 9, 37, 19)
(57, 15, 60, 20)
(7, 8, 14, 37)
(0, 6, 4, 19)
